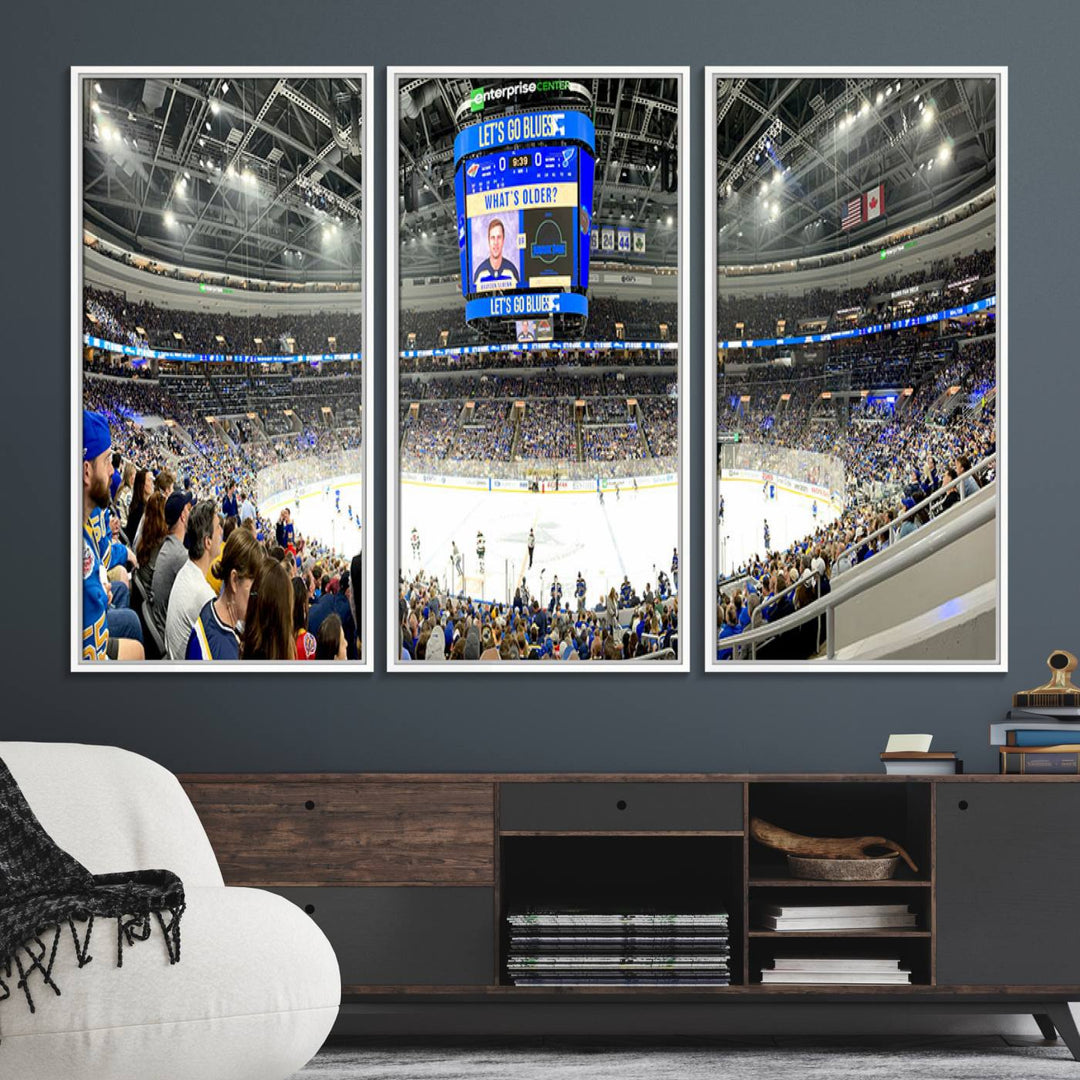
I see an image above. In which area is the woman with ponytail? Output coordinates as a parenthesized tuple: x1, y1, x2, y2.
(185, 527, 263, 660)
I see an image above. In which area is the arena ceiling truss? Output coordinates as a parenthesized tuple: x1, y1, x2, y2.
(82, 77, 365, 281)
(398, 76, 682, 277)
(715, 75, 997, 262)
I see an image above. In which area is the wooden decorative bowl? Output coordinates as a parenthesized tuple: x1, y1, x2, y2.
(786, 853, 900, 881)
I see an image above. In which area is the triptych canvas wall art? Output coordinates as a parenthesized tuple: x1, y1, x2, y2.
(71, 67, 1003, 672)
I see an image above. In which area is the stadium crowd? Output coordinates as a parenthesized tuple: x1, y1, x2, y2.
(716, 248, 995, 340)
(714, 334, 997, 660)
(396, 370, 678, 468)
(82, 405, 362, 663)
(398, 571, 678, 662)
(85, 286, 363, 353)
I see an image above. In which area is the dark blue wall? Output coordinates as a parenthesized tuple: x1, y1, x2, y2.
(6, 0, 1075, 776)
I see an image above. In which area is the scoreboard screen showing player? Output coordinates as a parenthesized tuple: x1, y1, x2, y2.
(454, 110, 595, 325)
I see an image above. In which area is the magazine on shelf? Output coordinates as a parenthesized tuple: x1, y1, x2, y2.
(761, 970, 912, 984)
(761, 903, 911, 919)
(768, 956, 903, 972)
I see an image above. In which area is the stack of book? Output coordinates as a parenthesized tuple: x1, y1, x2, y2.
(757, 902, 917, 931)
(505, 908, 730, 986)
(880, 751, 961, 775)
(992, 708, 1080, 774)
(879, 733, 961, 774)
(761, 956, 912, 985)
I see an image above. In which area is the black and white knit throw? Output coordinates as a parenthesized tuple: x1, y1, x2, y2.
(0, 755, 185, 1027)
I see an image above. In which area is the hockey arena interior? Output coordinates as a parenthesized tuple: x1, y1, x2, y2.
(80, 76, 367, 663)
(712, 76, 998, 664)
(395, 76, 682, 663)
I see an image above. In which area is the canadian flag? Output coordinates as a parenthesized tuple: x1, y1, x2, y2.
(864, 183, 885, 222)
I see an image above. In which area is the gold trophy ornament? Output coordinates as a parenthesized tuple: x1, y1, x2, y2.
(1013, 651, 1080, 709)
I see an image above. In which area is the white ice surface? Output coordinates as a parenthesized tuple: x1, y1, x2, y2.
(400, 477, 680, 608)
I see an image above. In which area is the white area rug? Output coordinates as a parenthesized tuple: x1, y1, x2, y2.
(293, 1040, 1076, 1079)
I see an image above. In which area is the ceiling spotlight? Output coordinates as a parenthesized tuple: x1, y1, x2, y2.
(220, 81, 229, 96)
(205, 121, 211, 131)
(94, 82, 102, 94)
(199, 137, 206, 147)
(210, 100, 221, 115)
(859, 102, 869, 116)
(772, 172, 782, 186)
(226, 165, 236, 179)
(938, 143, 951, 161)
(759, 182, 767, 196)
(922, 107, 935, 126)
(886, 85, 893, 98)
(666, 215, 673, 226)
(91, 101, 101, 114)
(876, 91, 884, 105)
(184, 171, 191, 180)
(164, 210, 176, 227)
(726, 183, 733, 196)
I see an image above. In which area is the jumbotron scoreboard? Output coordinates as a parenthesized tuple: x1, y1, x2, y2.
(454, 108, 595, 336)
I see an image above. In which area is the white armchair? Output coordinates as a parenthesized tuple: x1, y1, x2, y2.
(0, 742, 339, 1080)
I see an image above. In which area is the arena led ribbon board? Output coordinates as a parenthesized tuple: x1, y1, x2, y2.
(390, 69, 689, 671)
(453, 106, 595, 335)
(704, 68, 1006, 672)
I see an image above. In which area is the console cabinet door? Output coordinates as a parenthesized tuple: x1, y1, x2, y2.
(936, 783, 1080, 986)
(272, 886, 495, 986)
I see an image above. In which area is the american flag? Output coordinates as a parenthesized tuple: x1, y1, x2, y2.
(841, 195, 864, 230)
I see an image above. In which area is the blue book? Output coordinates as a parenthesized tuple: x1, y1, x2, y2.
(1012, 729, 1080, 747)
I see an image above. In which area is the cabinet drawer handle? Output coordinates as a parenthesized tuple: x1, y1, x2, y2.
(958, 800, 969, 811)
(305, 800, 316, 811)
(616, 800, 628, 811)
(304, 904, 316, 915)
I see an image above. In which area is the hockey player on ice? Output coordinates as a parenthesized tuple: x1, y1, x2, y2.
(527, 528, 535, 569)
(476, 530, 486, 573)
(410, 527, 420, 561)
(812, 499, 819, 521)
(763, 519, 771, 551)
(452, 540, 463, 579)
(671, 548, 679, 591)
(575, 572, 587, 615)
(549, 575, 562, 614)
(718, 493, 725, 524)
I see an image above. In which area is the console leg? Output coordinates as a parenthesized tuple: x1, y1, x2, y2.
(1045, 1004, 1080, 1061)
(1034, 1013, 1058, 1041)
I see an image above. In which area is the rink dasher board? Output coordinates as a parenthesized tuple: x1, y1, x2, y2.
(720, 469, 844, 514)
(401, 472, 678, 494)
(261, 473, 364, 510)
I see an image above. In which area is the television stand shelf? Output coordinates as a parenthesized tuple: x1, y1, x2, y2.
(179, 772, 1080, 1057)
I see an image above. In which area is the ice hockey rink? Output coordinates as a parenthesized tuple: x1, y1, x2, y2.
(261, 475, 365, 561)
(716, 474, 842, 578)
(400, 477, 680, 608)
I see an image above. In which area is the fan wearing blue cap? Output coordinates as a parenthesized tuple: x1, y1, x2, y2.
(82, 411, 143, 661)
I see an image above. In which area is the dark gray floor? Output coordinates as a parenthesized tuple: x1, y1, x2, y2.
(293, 1036, 1077, 1078)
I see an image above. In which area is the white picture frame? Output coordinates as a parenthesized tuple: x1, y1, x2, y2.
(387, 67, 691, 672)
(704, 67, 1007, 673)
(71, 67, 375, 672)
